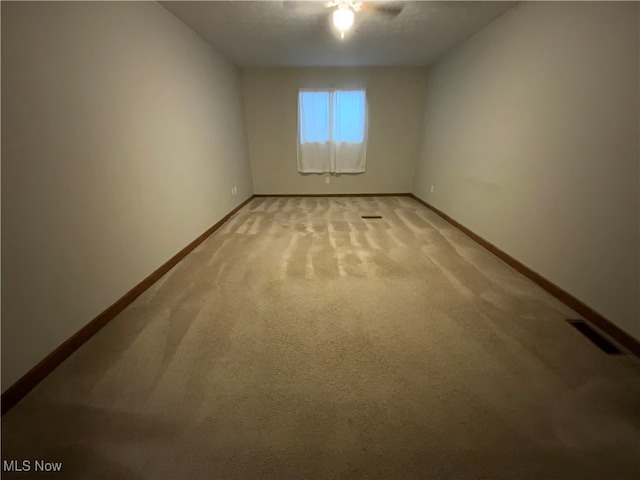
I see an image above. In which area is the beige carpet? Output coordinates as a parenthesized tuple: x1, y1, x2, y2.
(3, 196, 640, 479)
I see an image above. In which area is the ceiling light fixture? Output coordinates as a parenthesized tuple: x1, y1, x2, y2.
(332, 6, 355, 39)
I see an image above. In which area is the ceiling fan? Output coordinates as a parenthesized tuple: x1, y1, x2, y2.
(327, 1, 404, 38)
(327, 1, 404, 17)
(285, 1, 404, 40)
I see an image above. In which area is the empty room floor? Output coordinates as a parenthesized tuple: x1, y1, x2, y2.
(2, 196, 640, 479)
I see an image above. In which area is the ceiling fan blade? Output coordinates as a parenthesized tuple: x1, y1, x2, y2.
(360, 2, 403, 17)
(372, 4, 403, 17)
(280, 1, 331, 11)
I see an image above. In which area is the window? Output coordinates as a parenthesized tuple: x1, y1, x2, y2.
(332, 90, 366, 143)
(299, 92, 330, 143)
(297, 89, 368, 174)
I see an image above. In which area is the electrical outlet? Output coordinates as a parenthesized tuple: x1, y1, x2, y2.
(232, 186, 237, 196)
(325, 177, 330, 184)
(430, 185, 434, 193)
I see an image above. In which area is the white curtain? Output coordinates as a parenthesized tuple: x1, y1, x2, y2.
(297, 89, 368, 174)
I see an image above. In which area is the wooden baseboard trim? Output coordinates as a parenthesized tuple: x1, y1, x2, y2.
(408, 194, 640, 357)
(1, 195, 255, 415)
(253, 193, 409, 197)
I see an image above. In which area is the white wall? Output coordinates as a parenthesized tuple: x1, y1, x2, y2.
(1, 1, 253, 391)
(243, 67, 427, 194)
(414, 2, 640, 338)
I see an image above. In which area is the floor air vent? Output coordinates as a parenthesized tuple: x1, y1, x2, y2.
(361, 215, 382, 219)
(566, 319, 622, 355)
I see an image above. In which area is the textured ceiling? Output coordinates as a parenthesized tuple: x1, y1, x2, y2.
(161, 1, 518, 67)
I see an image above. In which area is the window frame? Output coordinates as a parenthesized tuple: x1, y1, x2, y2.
(297, 88, 368, 145)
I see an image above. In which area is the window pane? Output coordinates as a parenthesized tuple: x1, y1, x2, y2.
(333, 90, 366, 143)
(299, 91, 330, 143)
